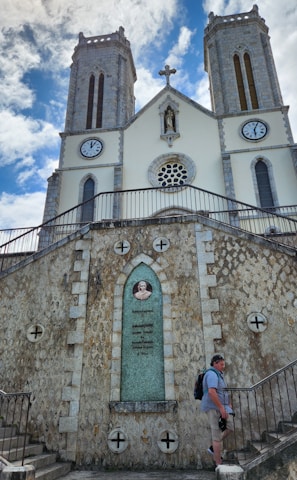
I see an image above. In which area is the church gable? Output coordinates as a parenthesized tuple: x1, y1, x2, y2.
(122, 88, 222, 193)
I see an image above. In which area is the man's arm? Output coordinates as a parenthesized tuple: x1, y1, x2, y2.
(208, 388, 228, 419)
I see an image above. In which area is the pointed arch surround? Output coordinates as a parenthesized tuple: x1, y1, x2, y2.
(233, 49, 259, 111)
(251, 157, 279, 209)
(121, 263, 164, 401)
(77, 174, 98, 222)
(110, 254, 175, 403)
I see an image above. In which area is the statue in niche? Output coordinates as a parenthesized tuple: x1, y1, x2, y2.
(133, 280, 152, 300)
(165, 106, 175, 132)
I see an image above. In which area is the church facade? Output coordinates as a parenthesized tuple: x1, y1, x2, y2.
(1, 5, 297, 473)
(43, 5, 297, 224)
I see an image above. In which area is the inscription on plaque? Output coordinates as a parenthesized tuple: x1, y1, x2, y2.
(132, 322, 154, 355)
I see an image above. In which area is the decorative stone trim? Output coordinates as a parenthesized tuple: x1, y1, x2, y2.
(153, 237, 170, 252)
(247, 312, 267, 333)
(59, 235, 91, 461)
(159, 95, 180, 147)
(157, 429, 179, 453)
(222, 153, 236, 200)
(250, 155, 279, 209)
(109, 400, 178, 413)
(110, 253, 175, 402)
(26, 324, 45, 343)
(148, 153, 196, 190)
(195, 224, 221, 366)
(108, 428, 128, 453)
(114, 240, 130, 255)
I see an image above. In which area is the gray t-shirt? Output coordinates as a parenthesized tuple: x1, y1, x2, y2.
(200, 368, 232, 413)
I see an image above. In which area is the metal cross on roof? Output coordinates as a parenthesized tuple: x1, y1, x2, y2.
(159, 65, 176, 86)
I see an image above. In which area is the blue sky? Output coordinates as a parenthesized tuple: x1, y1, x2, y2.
(0, 0, 297, 229)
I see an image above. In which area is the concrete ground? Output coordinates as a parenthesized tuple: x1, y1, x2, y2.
(60, 469, 216, 480)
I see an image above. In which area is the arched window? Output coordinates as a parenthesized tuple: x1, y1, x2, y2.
(96, 73, 104, 128)
(81, 178, 95, 222)
(234, 54, 247, 111)
(86, 74, 95, 129)
(255, 160, 274, 208)
(244, 53, 259, 109)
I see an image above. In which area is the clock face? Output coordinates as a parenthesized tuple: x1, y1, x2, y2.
(80, 138, 103, 158)
(241, 120, 268, 140)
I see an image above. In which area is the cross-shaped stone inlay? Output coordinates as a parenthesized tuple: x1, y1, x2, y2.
(114, 240, 130, 255)
(159, 65, 176, 86)
(153, 237, 170, 253)
(157, 429, 178, 453)
(161, 431, 175, 449)
(27, 324, 44, 342)
(247, 313, 267, 333)
(108, 428, 128, 453)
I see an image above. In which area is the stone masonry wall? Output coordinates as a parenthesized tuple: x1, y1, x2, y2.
(0, 216, 296, 469)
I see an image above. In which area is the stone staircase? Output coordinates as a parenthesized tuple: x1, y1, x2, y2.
(227, 417, 297, 477)
(0, 425, 71, 480)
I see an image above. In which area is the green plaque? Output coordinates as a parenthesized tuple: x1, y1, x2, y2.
(121, 263, 165, 401)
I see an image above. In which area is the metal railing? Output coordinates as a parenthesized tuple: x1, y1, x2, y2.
(224, 359, 297, 464)
(1, 185, 297, 272)
(0, 390, 31, 465)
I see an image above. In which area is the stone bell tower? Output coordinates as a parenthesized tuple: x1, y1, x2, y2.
(42, 27, 137, 223)
(204, 4, 283, 115)
(64, 26, 137, 132)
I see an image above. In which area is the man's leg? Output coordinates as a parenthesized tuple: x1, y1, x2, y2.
(213, 440, 222, 465)
(207, 410, 222, 465)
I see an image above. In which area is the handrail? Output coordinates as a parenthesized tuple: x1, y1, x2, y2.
(1, 184, 297, 272)
(224, 359, 297, 464)
(0, 390, 31, 466)
(226, 358, 297, 392)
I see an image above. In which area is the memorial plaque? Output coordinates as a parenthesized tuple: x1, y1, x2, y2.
(121, 263, 165, 401)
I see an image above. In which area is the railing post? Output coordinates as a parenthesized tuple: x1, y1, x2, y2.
(216, 464, 245, 479)
(1, 464, 35, 480)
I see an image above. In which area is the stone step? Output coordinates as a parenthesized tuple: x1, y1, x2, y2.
(279, 421, 297, 433)
(2, 442, 44, 462)
(0, 434, 27, 450)
(13, 453, 57, 470)
(263, 431, 282, 443)
(11, 449, 72, 480)
(11, 453, 71, 480)
(35, 461, 71, 480)
(0, 426, 17, 438)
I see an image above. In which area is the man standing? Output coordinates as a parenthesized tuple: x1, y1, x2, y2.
(200, 354, 234, 467)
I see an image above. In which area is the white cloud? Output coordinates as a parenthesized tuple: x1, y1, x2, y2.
(0, 192, 46, 229)
(0, 111, 59, 165)
(134, 68, 164, 111)
(165, 26, 195, 68)
(37, 158, 59, 184)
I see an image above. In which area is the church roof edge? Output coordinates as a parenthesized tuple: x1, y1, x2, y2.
(77, 26, 129, 49)
(204, 4, 267, 37)
(126, 85, 215, 129)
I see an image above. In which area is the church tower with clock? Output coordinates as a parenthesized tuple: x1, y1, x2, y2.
(43, 4, 297, 227)
(42, 26, 137, 222)
(203, 5, 297, 208)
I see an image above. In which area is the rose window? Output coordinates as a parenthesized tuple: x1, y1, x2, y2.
(157, 162, 188, 187)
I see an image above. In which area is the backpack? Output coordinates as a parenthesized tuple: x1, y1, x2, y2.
(193, 371, 205, 400)
(194, 368, 220, 400)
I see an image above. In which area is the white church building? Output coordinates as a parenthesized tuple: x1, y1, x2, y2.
(1, 5, 297, 477)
